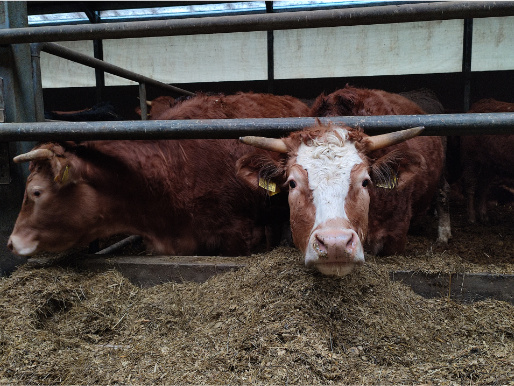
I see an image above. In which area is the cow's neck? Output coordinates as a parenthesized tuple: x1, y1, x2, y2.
(77, 140, 186, 240)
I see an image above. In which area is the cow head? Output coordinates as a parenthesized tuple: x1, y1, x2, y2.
(7, 143, 102, 256)
(237, 123, 423, 276)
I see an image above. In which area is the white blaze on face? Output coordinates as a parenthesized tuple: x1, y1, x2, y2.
(294, 127, 367, 275)
(296, 128, 364, 228)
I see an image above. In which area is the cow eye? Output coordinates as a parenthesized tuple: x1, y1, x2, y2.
(33, 190, 41, 197)
(362, 179, 370, 188)
(289, 180, 297, 189)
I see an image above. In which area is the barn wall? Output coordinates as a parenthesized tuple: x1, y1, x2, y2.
(40, 16, 514, 89)
(41, 40, 96, 87)
(472, 16, 514, 72)
(274, 20, 463, 78)
(103, 32, 269, 86)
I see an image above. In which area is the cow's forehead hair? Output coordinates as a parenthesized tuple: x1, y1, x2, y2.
(295, 127, 364, 172)
(295, 127, 365, 226)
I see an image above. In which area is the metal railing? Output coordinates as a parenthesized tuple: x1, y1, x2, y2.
(1, 114, 513, 142)
(1, 2, 514, 44)
(30, 42, 194, 121)
(2, 1, 514, 139)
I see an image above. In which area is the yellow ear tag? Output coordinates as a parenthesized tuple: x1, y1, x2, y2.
(259, 178, 280, 196)
(55, 165, 70, 183)
(376, 172, 398, 189)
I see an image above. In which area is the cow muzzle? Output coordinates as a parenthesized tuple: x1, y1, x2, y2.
(7, 234, 39, 256)
(305, 226, 365, 276)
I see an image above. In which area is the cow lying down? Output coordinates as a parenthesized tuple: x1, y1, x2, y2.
(8, 92, 310, 259)
(238, 122, 441, 276)
(7, 139, 279, 258)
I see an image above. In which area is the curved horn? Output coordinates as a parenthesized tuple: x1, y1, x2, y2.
(367, 126, 425, 151)
(146, 100, 153, 106)
(239, 136, 288, 153)
(13, 149, 55, 163)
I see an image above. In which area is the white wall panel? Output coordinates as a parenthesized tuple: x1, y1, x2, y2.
(41, 40, 96, 88)
(102, 32, 268, 86)
(39, 17, 513, 89)
(472, 16, 514, 72)
(274, 20, 464, 79)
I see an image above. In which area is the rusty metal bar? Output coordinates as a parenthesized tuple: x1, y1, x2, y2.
(2, 2, 514, 44)
(138, 83, 148, 121)
(29, 43, 45, 122)
(0, 113, 513, 142)
(36, 42, 194, 96)
(95, 235, 142, 255)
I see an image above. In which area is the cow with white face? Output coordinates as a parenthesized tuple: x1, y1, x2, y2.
(237, 123, 425, 276)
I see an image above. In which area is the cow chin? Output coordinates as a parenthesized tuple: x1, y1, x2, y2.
(312, 261, 361, 276)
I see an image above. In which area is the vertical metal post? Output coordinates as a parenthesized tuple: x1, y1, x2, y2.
(265, 1, 274, 94)
(0, 78, 9, 184)
(0, 1, 37, 273)
(30, 43, 45, 122)
(139, 82, 148, 120)
(462, 18, 473, 112)
(85, 6, 105, 103)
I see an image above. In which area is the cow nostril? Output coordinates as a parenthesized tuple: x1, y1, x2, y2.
(313, 234, 328, 259)
(346, 232, 356, 251)
(7, 238, 13, 251)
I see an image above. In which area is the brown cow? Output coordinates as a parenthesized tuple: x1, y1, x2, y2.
(8, 92, 309, 257)
(157, 91, 310, 120)
(154, 91, 311, 247)
(237, 123, 427, 276)
(463, 98, 514, 223)
(310, 85, 451, 247)
(7, 140, 272, 257)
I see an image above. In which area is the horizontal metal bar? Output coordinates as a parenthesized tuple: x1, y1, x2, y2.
(2, 2, 514, 44)
(37, 42, 194, 96)
(1, 114, 513, 141)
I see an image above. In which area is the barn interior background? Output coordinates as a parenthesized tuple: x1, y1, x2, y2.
(0, 1, 513, 383)
(1, 1, 513, 261)
(31, 1, 514, 116)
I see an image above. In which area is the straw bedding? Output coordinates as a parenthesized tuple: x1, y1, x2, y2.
(0, 199, 512, 384)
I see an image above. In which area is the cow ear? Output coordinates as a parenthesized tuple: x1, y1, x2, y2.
(236, 150, 287, 193)
(53, 163, 74, 185)
(370, 150, 403, 189)
(392, 150, 427, 191)
(50, 154, 77, 186)
(310, 93, 329, 116)
(370, 149, 428, 190)
(332, 89, 358, 115)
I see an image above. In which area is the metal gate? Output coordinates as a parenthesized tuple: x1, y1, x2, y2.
(1, 1, 514, 271)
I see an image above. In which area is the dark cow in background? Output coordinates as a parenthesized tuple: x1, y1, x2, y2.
(462, 98, 514, 223)
(45, 101, 122, 121)
(309, 85, 451, 250)
(238, 123, 426, 276)
(8, 92, 310, 258)
(399, 88, 445, 114)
